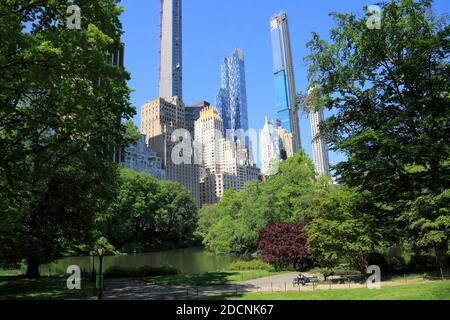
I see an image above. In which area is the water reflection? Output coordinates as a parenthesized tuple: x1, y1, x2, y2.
(40, 247, 237, 275)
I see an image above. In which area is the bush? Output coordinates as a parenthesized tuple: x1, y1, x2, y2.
(228, 260, 274, 271)
(104, 265, 180, 278)
(258, 223, 310, 271)
(121, 242, 145, 254)
(386, 255, 407, 272)
(408, 254, 438, 271)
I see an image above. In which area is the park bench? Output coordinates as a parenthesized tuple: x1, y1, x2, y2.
(292, 275, 319, 287)
(327, 273, 364, 283)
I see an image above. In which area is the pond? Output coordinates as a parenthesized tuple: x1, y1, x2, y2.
(39, 247, 238, 275)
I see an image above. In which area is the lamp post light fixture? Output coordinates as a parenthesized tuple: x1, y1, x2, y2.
(96, 244, 106, 300)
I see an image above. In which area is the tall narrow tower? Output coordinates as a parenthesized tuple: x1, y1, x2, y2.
(159, 0, 182, 101)
(310, 109, 330, 177)
(270, 12, 301, 153)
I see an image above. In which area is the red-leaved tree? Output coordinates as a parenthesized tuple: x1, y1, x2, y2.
(258, 223, 310, 271)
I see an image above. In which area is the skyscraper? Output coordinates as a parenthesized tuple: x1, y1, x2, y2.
(159, 0, 182, 101)
(260, 117, 293, 176)
(141, 97, 200, 207)
(195, 107, 259, 206)
(270, 12, 301, 153)
(216, 49, 249, 143)
(185, 101, 210, 139)
(260, 117, 281, 176)
(310, 108, 330, 177)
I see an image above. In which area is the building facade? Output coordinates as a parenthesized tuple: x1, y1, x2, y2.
(123, 134, 166, 180)
(270, 12, 301, 153)
(141, 97, 200, 207)
(260, 117, 281, 176)
(216, 49, 249, 144)
(195, 107, 259, 206)
(278, 124, 294, 160)
(159, 0, 182, 101)
(310, 108, 330, 177)
(260, 117, 293, 176)
(185, 101, 210, 140)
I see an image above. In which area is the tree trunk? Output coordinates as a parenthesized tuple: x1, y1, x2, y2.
(25, 256, 40, 278)
(435, 243, 447, 280)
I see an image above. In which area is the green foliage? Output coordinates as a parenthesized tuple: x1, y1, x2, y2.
(0, 0, 134, 277)
(95, 236, 119, 255)
(227, 260, 274, 271)
(199, 151, 327, 254)
(96, 168, 198, 252)
(221, 281, 450, 300)
(124, 120, 141, 145)
(305, 0, 449, 269)
(305, 186, 386, 273)
(403, 190, 450, 258)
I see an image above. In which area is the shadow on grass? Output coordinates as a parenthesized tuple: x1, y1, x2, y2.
(381, 269, 450, 282)
(0, 276, 95, 300)
(145, 271, 239, 286)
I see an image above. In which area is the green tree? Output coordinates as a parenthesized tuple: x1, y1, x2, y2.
(304, 185, 385, 274)
(305, 0, 449, 272)
(199, 151, 320, 254)
(0, 0, 134, 277)
(124, 120, 141, 144)
(96, 169, 159, 248)
(155, 181, 198, 248)
(97, 169, 198, 251)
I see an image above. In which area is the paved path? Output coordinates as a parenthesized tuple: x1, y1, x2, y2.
(245, 272, 310, 287)
(102, 274, 434, 300)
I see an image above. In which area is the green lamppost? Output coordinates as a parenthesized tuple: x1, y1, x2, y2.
(90, 250, 96, 282)
(96, 244, 106, 300)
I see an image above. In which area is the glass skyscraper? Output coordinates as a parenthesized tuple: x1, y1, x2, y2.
(270, 12, 301, 152)
(216, 49, 249, 144)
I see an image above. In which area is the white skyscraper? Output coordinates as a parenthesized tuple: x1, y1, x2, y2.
(260, 117, 281, 176)
(195, 107, 259, 206)
(310, 109, 330, 177)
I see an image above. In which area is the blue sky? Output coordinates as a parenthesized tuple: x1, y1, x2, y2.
(119, 0, 449, 167)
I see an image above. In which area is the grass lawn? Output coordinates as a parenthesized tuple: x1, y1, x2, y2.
(0, 277, 96, 300)
(216, 281, 450, 300)
(144, 270, 284, 286)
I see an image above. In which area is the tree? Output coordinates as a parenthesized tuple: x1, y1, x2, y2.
(403, 189, 450, 277)
(304, 185, 385, 274)
(97, 169, 198, 251)
(198, 151, 324, 254)
(258, 223, 310, 271)
(155, 181, 198, 248)
(96, 169, 159, 248)
(124, 120, 141, 144)
(0, 1, 134, 277)
(305, 0, 449, 272)
(265, 150, 317, 222)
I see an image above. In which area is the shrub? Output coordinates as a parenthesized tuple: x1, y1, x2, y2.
(258, 223, 311, 271)
(228, 260, 274, 271)
(408, 254, 438, 271)
(104, 265, 180, 278)
(121, 242, 145, 254)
